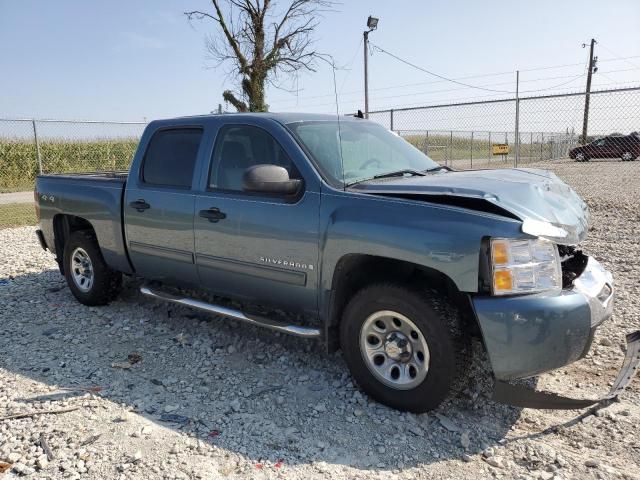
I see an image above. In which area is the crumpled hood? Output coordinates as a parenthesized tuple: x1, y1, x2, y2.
(349, 168, 589, 244)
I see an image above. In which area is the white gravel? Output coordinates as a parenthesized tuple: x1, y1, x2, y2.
(1, 160, 639, 479)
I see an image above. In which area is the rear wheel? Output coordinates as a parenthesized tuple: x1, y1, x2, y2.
(340, 283, 470, 412)
(621, 151, 637, 161)
(63, 231, 122, 306)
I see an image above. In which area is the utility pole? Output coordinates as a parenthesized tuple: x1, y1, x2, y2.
(363, 16, 379, 118)
(581, 38, 597, 144)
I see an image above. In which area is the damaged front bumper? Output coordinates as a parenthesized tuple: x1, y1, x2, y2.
(472, 257, 639, 409)
(573, 257, 614, 328)
(493, 330, 640, 409)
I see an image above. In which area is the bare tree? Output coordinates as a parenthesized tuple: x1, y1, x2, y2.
(186, 0, 334, 112)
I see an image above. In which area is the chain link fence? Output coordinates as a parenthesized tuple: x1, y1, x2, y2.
(368, 86, 640, 205)
(0, 119, 145, 228)
(1, 86, 639, 228)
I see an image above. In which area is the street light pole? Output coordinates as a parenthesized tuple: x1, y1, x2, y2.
(363, 16, 378, 119)
(364, 30, 369, 118)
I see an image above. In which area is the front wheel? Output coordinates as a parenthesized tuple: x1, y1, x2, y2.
(575, 152, 588, 162)
(340, 283, 469, 412)
(621, 151, 637, 161)
(63, 231, 122, 306)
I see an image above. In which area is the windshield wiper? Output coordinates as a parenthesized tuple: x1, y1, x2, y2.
(424, 165, 450, 173)
(372, 169, 426, 180)
(346, 167, 439, 187)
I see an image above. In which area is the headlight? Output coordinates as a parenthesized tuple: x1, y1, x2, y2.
(490, 238, 562, 295)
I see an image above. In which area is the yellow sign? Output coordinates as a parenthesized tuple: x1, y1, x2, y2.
(492, 144, 510, 155)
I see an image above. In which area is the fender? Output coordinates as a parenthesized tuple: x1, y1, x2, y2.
(318, 186, 525, 298)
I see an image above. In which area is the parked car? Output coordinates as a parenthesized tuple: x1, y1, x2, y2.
(34, 113, 640, 412)
(569, 132, 640, 161)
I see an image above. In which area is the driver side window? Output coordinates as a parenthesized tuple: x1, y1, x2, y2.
(209, 125, 298, 191)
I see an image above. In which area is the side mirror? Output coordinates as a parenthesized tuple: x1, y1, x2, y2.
(243, 164, 302, 195)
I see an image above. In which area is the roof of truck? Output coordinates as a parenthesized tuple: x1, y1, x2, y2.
(168, 112, 364, 125)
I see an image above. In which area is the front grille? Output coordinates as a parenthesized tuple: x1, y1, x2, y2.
(558, 245, 589, 289)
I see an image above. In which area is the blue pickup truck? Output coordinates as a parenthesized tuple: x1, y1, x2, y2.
(34, 113, 639, 412)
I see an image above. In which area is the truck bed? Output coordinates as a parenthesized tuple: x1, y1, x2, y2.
(35, 172, 132, 275)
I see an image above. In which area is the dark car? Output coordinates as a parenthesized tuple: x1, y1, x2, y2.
(569, 132, 640, 161)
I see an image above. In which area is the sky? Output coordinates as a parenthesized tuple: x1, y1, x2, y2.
(1, 0, 639, 122)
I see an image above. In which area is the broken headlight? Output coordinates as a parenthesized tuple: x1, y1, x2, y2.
(490, 238, 562, 295)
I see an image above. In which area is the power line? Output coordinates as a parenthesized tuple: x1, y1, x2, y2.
(599, 55, 640, 64)
(596, 43, 640, 70)
(368, 81, 639, 112)
(518, 55, 640, 71)
(275, 82, 508, 109)
(270, 54, 640, 106)
(337, 36, 364, 93)
(351, 42, 612, 96)
(269, 68, 517, 104)
(269, 43, 638, 109)
(275, 70, 551, 105)
(273, 71, 595, 109)
(521, 74, 585, 93)
(274, 76, 640, 112)
(284, 37, 364, 108)
(517, 60, 588, 72)
(369, 42, 515, 94)
(269, 54, 640, 106)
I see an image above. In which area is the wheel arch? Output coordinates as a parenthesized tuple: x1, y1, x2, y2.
(53, 214, 96, 274)
(322, 254, 479, 352)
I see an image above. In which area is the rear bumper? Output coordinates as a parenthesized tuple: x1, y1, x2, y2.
(472, 257, 614, 381)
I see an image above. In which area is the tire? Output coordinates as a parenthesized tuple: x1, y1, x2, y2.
(621, 151, 637, 161)
(340, 283, 470, 413)
(574, 152, 587, 162)
(63, 230, 122, 306)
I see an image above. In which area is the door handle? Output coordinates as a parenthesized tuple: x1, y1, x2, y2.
(129, 199, 151, 212)
(199, 207, 227, 222)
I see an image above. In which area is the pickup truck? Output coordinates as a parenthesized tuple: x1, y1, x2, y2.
(34, 113, 639, 412)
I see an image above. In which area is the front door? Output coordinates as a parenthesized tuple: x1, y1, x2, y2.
(589, 138, 607, 159)
(194, 123, 320, 314)
(124, 127, 204, 285)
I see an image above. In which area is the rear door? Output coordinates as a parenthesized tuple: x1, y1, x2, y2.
(193, 121, 321, 314)
(124, 126, 204, 285)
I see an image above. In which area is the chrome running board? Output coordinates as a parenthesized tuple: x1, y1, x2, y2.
(140, 285, 321, 339)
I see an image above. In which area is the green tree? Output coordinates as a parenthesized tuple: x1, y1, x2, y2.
(186, 0, 333, 112)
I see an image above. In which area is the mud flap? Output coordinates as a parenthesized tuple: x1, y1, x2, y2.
(493, 331, 640, 410)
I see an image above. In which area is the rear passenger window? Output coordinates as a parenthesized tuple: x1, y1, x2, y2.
(142, 128, 202, 188)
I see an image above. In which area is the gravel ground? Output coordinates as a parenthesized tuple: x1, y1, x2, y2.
(1, 160, 639, 480)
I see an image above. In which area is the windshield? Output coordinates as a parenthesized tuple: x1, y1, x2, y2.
(286, 121, 440, 186)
